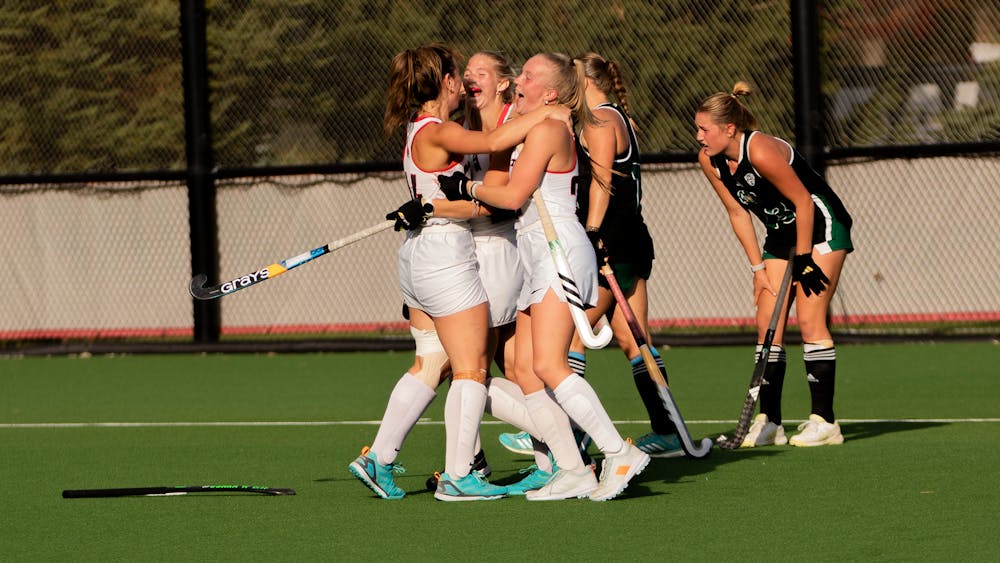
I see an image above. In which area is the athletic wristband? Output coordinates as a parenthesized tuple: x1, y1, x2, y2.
(750, 262, 766, 273)
(469, 181, 481, 200)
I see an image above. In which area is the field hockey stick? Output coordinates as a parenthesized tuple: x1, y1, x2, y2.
(189, 219, 394, 300)
(531, 191, 613, 349)
(62, 485, 296, 498)
(600, 259, 713, 458)
(717, 249, 796, 450)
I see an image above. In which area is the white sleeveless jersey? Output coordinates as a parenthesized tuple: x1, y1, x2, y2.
(403, 115, 466, 227)
(464, 103, 515, 182)
(513, 143, 580, 231)
(465, 104, 516, 237)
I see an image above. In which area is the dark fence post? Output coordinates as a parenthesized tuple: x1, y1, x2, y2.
(791, 0, 826, 176)
(181, 0, 220, 343)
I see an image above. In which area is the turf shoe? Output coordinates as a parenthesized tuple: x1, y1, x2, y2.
(348, 446, 405, 500)
(590, 439, 651, 502)
(635, 432, 684, 458)
(434, 471, 508, 501)
(789, 414, 844, 447)
(525, 467, 598, 501)
(740, 413, 788, 448)
(498, 431, 534, 455)
(425, 449, 492, 492)
(506, 465, 555, 495)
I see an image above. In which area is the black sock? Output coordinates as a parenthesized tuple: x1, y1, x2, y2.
(631, 354, 678, 435)
(757, 344, 787, 425)
(568, 351, 586, 378)
(804, 343, 837, 422)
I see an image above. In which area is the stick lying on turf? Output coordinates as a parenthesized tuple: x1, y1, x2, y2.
(600, 258, 713, 458)
(62, 485, 296, 498)
(189, 219, 394, 300)
(531, 191, 613, 349)
(717, 249, 796, 450)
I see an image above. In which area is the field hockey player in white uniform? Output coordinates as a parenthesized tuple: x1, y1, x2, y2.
(440, 52, 651, 501)
(418, 50, 549, 495)
(348, 44, 562, 502)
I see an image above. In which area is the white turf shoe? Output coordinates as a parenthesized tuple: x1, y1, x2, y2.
(590, 439, 651, 502)
(790, 414, 844, 447)
(525, 467, 598, 501)
(740, 413, 788, 448)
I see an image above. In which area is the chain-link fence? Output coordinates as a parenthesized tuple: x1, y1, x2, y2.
(2, 0, 998, 349)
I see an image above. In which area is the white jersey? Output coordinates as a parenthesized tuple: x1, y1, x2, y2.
(397, 114, 486, 317)
(463, 103, 520, 327)
(403, 115, 466, 227)
(513, 143, 580, 231)
(465, 103, 516, 238)
(510, 142, 597, 311)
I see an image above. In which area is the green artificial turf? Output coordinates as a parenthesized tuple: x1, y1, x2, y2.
(1, 342, 998, 561)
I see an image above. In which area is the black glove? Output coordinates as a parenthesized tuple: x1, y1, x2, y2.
(487, 206, 517, 224)
(438, 172, 473, 201)
(385, 198, 433, 231)
(792, 253, 830, 297)
(586, 229, 609, 266)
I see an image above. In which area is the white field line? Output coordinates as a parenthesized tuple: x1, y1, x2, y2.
(1, 418, 998, 429)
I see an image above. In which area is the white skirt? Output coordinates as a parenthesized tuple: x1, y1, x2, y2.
(515, 218, 598, 311)
(397, 223, 487, 318)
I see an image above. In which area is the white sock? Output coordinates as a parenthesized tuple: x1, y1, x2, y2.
(443, 379, 488, 478)
(370, 373, 436, 465)
(485, 377, 540, 438)
(524, 390, 583, 472)
(552, 374, 626, 456)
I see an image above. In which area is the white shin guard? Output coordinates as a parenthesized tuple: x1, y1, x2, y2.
(370, 373, 437, 465)
(485, 377, 540, 438)
(553, 374, 626, 456)
(443, 378, 488, 478)
(524, 390, 583, 472)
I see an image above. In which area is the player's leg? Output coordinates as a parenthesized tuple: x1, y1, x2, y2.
(740, 258, 793, 447)
(348, 308, 444, 500)
(790, 249, 847, 447)
(510, 305, 598, 500)
(612, 277, 684, 457)
(433, 303, 508, 500)
(531, 290, 649, 501)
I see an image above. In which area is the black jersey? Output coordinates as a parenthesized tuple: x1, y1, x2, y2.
(576, 103, 654, 264)
(710, 131, 853, 257)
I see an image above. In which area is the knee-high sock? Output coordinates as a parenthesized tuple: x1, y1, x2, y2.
(757, 344, 787, 424)
(371, 373, 437, 465)
(524, 390, 583, 472)
(552, 374, 626, 456)
(485, 376, 540, 438)
(804, 343, 837, 422)
(630, 349, 678, 435)
(444, 379, 488, 478)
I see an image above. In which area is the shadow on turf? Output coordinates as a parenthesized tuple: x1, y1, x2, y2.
(839, 420, 946, 442)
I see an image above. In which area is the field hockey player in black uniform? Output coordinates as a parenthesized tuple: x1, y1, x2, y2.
(695, 81, 854, 447)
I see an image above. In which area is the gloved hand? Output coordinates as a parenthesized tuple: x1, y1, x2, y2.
(792, 253, 829, 297)
(487, 206, 517, 224)
(586, 228, 609, 266)
(437, 172, 474, 201)
(385, 198, 433, 231)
